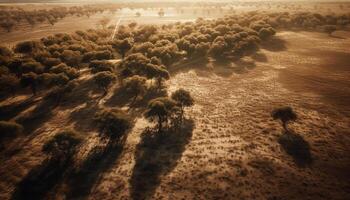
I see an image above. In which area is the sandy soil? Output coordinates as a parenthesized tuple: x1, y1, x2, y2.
(0, 30, 350, 200)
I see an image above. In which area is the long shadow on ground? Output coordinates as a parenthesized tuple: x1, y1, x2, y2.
(130, 119, 194, 200)
(278, 130, 312, 167)
(11, 159, 68, 200)
(65, 136, 127, 199)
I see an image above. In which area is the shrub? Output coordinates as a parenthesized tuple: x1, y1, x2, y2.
(89, 60, 115, 73)
(14, 40, 41, 55)
(122, 75, 147, 104)
(93, 71, 116, 95)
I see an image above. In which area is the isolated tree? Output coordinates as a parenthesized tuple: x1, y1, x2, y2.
(20, 72, 38, 96)
(135, 12, 141, 17)
(93, 71, 116, 96)
(42, 130, 83, 164)
(271, 106, 297, 131)
(111, 38, 134, 58)
(171, 89, 194, 122)
(122, 75, 147, 104)
(158, 9, 165, 17)
(0, 19, 15, 32)
(94, 109, 132, 143)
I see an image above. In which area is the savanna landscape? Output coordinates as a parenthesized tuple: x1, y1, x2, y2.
(0, 1, 349, 200)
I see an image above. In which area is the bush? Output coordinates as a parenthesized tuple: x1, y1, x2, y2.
(89, 60, 115, 73)
(93, 71, 116, 95)
(14, 40, 41, 55)
(122, 75, 147, 103)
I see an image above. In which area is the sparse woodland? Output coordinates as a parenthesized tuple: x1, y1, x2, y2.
(0, 5, 350, 199)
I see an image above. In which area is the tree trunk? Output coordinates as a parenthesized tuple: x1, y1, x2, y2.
(158, 115, 162, 134)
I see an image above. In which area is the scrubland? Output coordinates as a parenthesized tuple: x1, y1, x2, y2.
(0, 2, 350, 200)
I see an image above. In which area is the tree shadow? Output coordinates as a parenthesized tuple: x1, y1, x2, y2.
(68, 101, 99, 132)
(11, 159, 67, 200)
(105, 85, 167, 110)
(261, 37, 287, 52)
(130, 119, 194, 200)
(14, 97, 54, 134)
(0, 96, 40, 121)
(65, 136, 127, 199)
(278, 130, 312, 167)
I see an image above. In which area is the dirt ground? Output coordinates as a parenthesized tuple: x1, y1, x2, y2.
(0, 12, 350, 200)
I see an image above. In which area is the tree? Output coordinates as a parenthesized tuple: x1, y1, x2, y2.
(94, 109, 132, 144)
(42, 130, 83, 164)
(135, 12, 141, 17)
(20, 72, 38, 96)
(271, 106, 297, 131)
(0, 19, 15, 32)
(144, 97, 177, 133)
(14, 41, 41, 55)
(158, 9, 165, 17)
(93, 71, 116, 96)
(111, 38, 134, 58)
(171, 89, 194, 122)
(122, 75, 147, 104)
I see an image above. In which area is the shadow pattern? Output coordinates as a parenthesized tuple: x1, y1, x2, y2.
(130, 119, 194, 200)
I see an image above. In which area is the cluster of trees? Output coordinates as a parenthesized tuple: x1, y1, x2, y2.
(0, 5, 107, 32)
(144, 89, 194, 133)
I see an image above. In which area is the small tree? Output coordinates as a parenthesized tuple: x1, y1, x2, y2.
(171, 89, 194, 122)
(93, 71, 116, 96)
(20, 72, 38, 96)
(135, 12, 141, 17)
(112, 38, 134, 59)
(94, 109, 132, 144)
(271, 106, 297, 131)
(42, 130, 83, 164)
(122, 75, 147, 104)
(144, 97, 177, 133)
(158, 9, 165, 17)
(0, 19, 15, 32)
